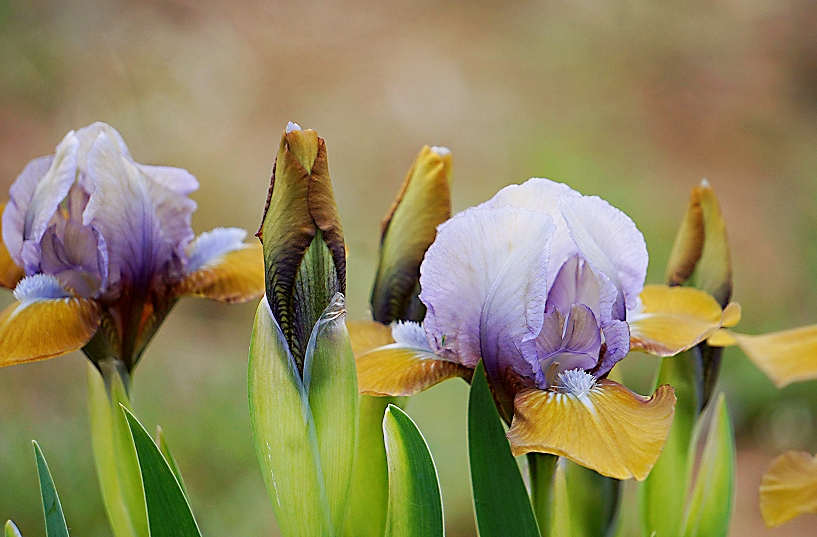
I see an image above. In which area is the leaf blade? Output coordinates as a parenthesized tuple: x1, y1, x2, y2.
(32, 442, 69, 537)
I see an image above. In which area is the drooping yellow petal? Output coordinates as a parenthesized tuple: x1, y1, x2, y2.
(507, 380, 676, 480)
(346, 320, 394, 356)
(722, 325, 817, 388)
(0, 203, 24, 289)
(356, 345, 472, 397)
(629, 284, 733, 357)
(0, 297, 100, 366)
(706, 328, 738, 347)
(760, 450, 817, 527)
(175, 244, 265, 303)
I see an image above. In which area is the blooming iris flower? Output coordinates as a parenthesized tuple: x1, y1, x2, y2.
(356, 178, 739, 480)
(0, 122, 264, 371)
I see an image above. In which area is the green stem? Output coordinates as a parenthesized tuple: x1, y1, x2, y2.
(528, 453, 557, 537)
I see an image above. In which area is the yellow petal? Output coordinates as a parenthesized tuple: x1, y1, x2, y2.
(0, 203, 24, 289)
(727, 325, 817, 388)
(721, 301, 741, 327)
(0, 297, 100, 367)
(346, 320, 394, 356)
(760, 450, 817, 527)
(507, 380, 676, 480)
(356, 345, 471, 397)
(175, 244, 265, 303)
(629, 284, 727, 357)
(706, 328, 739, 347)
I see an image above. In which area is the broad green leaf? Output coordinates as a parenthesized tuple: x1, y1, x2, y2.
(468, 361, 539, 537)
(303, 293, 359, 534)
(528, 453, 557, 537)
(32, 442, 69, 537)
(248, 298, 331, 536)
(550, 463, 571, 537)
(156, 426, 187, 498)
(122, 407, 201, 537)
(344, 395, 406, 537)
(564, 461, 620, 537)
(87, 361, 148, 537)
(681, 394, 735, 537)
(639, 353, 700, 537)
(382, 405, 444, 537)
(4, 521, 22, 537)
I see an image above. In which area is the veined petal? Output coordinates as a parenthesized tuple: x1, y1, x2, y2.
(507, 379, 676, 480)
(2, 156, 55, 268)
(628, 284, 728, 357)
(560, 195, 648, 314)
(760, 451, 817, 527)
(346, 319, 394, 356)
(718, 325, 817, 388)
(355, 344, 472, 397)
(0, 275, 100, 366)
(0, 203, 24, 289)
(175, 229, 264, 303)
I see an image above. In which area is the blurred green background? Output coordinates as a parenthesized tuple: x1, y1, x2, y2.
(1, 0, 817, 535)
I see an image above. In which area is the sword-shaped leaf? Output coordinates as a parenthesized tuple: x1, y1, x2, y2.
(32, 442, 69, 537)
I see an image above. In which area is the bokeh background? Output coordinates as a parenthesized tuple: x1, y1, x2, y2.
(1, 0, 817, 535)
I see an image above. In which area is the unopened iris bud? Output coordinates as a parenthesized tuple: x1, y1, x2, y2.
(371, 145, 452, 324)
(257, 122, 346, 370)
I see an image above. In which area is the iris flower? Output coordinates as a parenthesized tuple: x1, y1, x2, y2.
(356, 178, 739, 480)
(0, 122, 264, 372)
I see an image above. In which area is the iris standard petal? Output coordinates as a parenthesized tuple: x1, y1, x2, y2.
(534, 305, 602, 388)
(2, 156, 55, 268)
(0, 274, 100, 366)
(560, 195, 648, 313)
(176, 228, 264, 303)
(420, 205, 554, 368)
(628, 284, 731, 357)
(0, 203, 25, 289)
(711, 325, 817, 388)
(507, 378, 676, 480)
(760, 450, 817, 527)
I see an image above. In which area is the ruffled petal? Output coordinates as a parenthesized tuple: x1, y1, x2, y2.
(628, 284, 727, 357)
(346, 319, 394, 356)
(760, 451, 817, 527)
(716, 325, 817, 388)
(595, 318, 630, 377)
(560, 195, 648, 313)
(0, 274, 100, 366)
(0, 203, 25, 289)
(137, 164, 199, 196)
(507, 379, 676, 480)
(355, 344, 472, 396)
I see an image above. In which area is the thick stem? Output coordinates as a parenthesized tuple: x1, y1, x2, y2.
(528, 453, 558, 537)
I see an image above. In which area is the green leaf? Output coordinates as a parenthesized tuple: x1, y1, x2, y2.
(122, 407, 201, 537)
(639, 353, 700, 537)
(681, 394, 736, 537)
(303, 293, 359, 534)
(248, 298, 331, 536)
(32, 442, 69, 537)
(528, 453, 557, 537)
(4, 521, 22, 537)
(382, 405, 444, 537)
(156, 426, 187, 498)
(564, 461, 620, 537)
(550, 463, 571, 537)
(344, 395, 406, 537)
(468, 361, 539, 537)
(87, 361, 148, 537)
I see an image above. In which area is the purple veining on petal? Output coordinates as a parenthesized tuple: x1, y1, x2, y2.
(39, 217, 105, 298)
(3, 155, 54, 267)
(595, 318, 630, 377)
(186, 227, 247, 273)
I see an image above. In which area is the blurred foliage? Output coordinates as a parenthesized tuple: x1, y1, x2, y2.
(1, 0, 817, 535)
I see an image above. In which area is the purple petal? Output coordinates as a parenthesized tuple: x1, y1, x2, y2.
(560, 196, 648, 313)
(419, 205, 555, 374)
(39, 218, 106, 298)
(595, 319, 631, 377)
(534, 304, 601, 388)
(186, 227, 247, 273)
(137, 164, 199, 196)
(2, 155, 55, 267)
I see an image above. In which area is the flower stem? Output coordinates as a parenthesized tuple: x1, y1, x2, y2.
(528, 453, 558, 537)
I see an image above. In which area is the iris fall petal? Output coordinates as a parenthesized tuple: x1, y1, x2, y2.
(346, 319, 394, 356)
(356, 344, 471, 397)
(628, 284, 731, 356)
(507, 379, 675, 480)
(760, 450, 817, 527)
